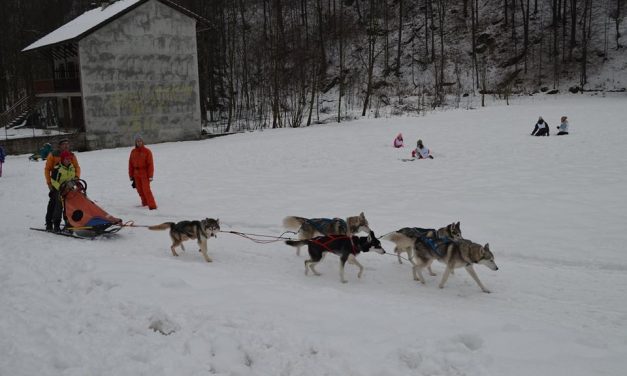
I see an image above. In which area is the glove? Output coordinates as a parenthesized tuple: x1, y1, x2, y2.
(131, 178, 136, 189)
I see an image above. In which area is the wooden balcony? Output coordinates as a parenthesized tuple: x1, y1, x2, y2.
(33, 77, 81, 95)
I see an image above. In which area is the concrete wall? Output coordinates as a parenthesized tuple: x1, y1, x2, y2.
(79, 0, 201, 149)
(0, 133, 87, 156)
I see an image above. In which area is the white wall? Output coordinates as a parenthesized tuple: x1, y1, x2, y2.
(79, 0, 201, 149)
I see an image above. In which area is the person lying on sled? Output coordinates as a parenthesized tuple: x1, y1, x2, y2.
(49, 150, 76, 232)
(393, 133, 404, 148)
(411, 139, 433, 159)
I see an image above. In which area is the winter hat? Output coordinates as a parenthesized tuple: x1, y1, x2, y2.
(417, 139, 423, 146)
(60, 150, 72, 161)
(58, 138, 69, 145)
(134, 133, 144, 144)
(561, 116, 567, 121)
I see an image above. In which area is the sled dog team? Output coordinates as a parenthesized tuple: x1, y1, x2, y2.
(149, 212, 498, 293)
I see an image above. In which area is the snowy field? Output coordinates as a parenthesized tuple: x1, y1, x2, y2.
(1, 94, 626, 375)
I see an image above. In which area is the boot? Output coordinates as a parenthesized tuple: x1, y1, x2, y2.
(45, 223, 53, 232)
(53, 222, 61, 233)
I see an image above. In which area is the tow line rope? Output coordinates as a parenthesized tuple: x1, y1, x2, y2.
(121, 220, 150, 228)
(220, 230, 297, 244)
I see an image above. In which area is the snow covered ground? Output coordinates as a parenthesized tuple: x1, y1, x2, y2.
(1, 94, 626, 376)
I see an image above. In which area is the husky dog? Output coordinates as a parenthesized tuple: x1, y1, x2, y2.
(282, 212, 370, 255)
(412, 238, 498, 293)
(383, 222, 462, 271)
(149, 218, 220, 262)
(285, 230, 385, 283)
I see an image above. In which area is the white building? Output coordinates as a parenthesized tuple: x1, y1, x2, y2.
(22, 0, 206, 149)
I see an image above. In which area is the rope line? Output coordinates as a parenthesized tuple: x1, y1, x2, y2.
(220, 230, 296, 244)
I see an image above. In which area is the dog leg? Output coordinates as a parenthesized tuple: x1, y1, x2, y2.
(200, 249, 212, 262)
(412, 265, 426, 284)
(395, 247, 403, 264)
(347, 254, 365, 279)
(464, 265, 491, 293)
(170, 243, 180, 257)
(199, 240, 212, 263)
(305, 260, 321, 276)
(426, 259, 437, 276)
(339, 259, 348, 283)
(438, 266, 454, 289)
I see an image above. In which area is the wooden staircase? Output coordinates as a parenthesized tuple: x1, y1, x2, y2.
(0, 95, 39, 130)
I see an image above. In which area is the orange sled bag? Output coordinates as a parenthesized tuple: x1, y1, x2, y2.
(60, 179, 123, 235)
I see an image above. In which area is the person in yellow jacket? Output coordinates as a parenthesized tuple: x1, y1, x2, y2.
(45, 139, 80, 231)
(48, 150, 77, 232)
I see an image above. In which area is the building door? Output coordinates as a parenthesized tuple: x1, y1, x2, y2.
(59, 98, 70, 129)
(71, 97, 84, 130)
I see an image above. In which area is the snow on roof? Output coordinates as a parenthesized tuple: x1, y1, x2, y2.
(22, 0, 143, 52)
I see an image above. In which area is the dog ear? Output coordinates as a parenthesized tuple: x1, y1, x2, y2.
(360, 212, 365, 218)
(484, 243, 490, 251)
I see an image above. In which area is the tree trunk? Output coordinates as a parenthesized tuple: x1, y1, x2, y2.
(337, 0, 344, 123)
(569, 0, 577, 61)
(616, 0, 623, 50)
(520, 0, 530, 73)
(395, 0, 403, 77)
(471, 0, 479, 89)
(362, 0, 377, 116)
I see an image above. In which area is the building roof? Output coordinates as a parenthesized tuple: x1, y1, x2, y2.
(22, 0, 209, 52)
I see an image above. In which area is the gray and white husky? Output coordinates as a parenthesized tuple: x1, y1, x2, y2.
(283, 212, 371, 255)
(412, 238, 498, 293)
(149, 218, 220, 262)
(383, 222, 462, 273)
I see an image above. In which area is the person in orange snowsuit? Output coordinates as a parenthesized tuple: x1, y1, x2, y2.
(128, 134, 157, 210)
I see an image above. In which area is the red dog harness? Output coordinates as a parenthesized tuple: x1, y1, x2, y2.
(310, 235, 357, 254)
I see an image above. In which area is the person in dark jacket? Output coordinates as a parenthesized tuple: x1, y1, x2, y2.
(129, 134, 157, 210)
(0, 145, 5, 177)
(531, 116, 550, 136)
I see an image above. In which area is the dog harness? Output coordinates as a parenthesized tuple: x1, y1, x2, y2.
(173, 221, 207, 239)
(303, 218, 348, 235)
(310, 235, 357, 254)
(406, 227, 452, 258)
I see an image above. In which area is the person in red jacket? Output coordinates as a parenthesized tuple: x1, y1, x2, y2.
(128, 134, 157, 210)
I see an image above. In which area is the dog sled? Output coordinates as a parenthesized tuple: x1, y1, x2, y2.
(31, 179, 124, 238)
(60, 179, 123, 237)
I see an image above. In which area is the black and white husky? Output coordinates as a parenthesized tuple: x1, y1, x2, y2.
(282, 212, 371, 255)
(285, 230, 385, 283)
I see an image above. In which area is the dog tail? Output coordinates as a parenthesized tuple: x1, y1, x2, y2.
(282, 216, 305, 231)
(285, 239, 308, 248)
(382, 232, 409, 244)
(148, 222, 175, 231)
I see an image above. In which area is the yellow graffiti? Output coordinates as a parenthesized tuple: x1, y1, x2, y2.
(87, 83, 195, 118)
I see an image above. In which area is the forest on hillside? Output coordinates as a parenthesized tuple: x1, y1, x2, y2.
(1, 0, 624, 130)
